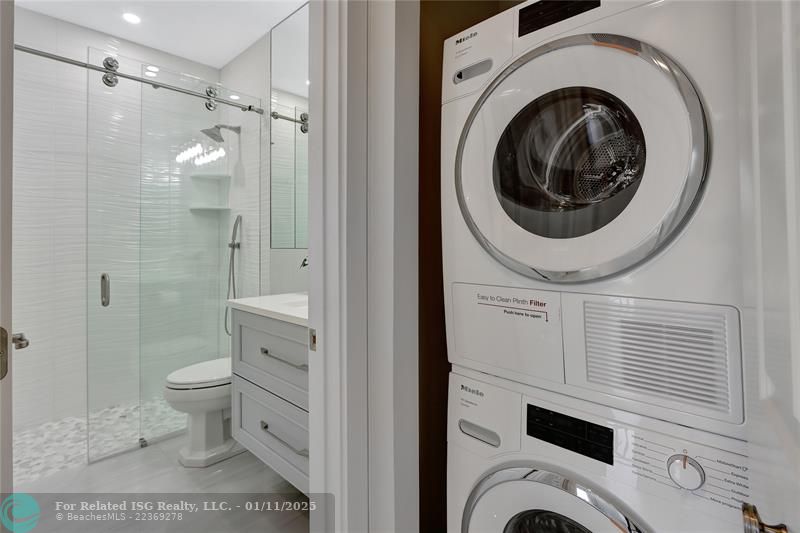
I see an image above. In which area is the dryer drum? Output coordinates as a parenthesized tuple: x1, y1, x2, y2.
(496, 86, 646, 239)
(574, 130, 644, 203)
(504, 509, 592, 533)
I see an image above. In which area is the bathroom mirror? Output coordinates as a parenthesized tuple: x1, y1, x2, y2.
(269, 3, 309, 249)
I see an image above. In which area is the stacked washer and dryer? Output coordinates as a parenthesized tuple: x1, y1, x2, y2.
(441, 1, 791, 532)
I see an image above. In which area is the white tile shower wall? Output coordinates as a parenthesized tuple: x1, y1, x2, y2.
(220, 35, 269, 301)
(12, 7, 220, 433)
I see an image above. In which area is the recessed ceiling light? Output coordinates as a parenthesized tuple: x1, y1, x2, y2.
(144, 71, 157, 78)
(123, 13, 141, 24)
(146, 65, 159, 73)
(229, 94, 240, 100)
(306, 79, 310, 86)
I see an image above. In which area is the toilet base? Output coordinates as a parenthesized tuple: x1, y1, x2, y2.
(177, 407, 245, 468)
(179, 438, 245, 468)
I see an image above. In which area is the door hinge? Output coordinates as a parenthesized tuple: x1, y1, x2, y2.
(309, 328, 317, 352)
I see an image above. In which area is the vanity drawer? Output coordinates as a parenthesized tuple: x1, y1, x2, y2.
(231, 309, 308, 410)
(232, 375, 309, 493)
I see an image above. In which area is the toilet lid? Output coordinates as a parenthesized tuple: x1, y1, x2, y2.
(166, 358, 231, 389)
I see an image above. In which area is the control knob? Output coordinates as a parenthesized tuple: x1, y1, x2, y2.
(667, 453, 705, 491)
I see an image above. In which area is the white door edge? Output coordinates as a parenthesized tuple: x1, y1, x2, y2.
(0, 0, 14, 497)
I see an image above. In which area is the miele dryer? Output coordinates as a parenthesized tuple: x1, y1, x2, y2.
(441, 0, 749, 439)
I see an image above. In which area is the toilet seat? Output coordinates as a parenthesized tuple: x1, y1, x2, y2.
(166, 358, 231, 390)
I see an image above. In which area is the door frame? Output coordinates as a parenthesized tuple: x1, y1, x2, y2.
(0, 0, 13, 496)
(308, 1, 369, 530)
(308, 0, 419, 530)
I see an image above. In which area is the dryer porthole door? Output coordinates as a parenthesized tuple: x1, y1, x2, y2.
(456, 34, 708, 282)
(463, 469, 647, 533)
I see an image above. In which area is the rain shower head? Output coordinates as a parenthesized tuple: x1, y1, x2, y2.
(201, 124, 242, 143)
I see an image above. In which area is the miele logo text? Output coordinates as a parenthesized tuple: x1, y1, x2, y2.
(456, 31, 477, 44)
(460, 384, 484, 397)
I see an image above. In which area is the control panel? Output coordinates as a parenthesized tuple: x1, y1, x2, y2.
(624, 431, 749, 512)
(521, 397, 748, 517)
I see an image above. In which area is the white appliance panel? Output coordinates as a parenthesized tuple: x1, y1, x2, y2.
(452, 283, 564, 383)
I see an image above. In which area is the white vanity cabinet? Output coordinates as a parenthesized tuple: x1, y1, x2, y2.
(228, 294, 309, 494)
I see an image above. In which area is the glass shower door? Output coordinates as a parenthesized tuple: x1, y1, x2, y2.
(87, 49, 143, 461)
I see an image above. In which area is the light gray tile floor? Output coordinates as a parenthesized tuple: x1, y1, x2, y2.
(17, 435, 309, 532)
(14, 397, 187, 485)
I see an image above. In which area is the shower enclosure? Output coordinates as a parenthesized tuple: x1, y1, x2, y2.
(85, 49, 263, 461)
(12, 42, 263, 473)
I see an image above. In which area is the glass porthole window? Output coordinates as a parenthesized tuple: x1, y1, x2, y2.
(493, 87, 646, 239)
(504, 510, 593, 533)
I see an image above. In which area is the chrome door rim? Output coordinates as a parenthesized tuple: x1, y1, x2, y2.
(454, 33, 709, 283)
(462, 466, 649, 533)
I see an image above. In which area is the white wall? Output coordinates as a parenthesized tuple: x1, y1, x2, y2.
(12, 7, 220, 436)
(366, 1, 419, 530)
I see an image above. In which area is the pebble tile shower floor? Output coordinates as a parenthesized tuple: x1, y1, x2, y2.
(14, 397, 186, 485)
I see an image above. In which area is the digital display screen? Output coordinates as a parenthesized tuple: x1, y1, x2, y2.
(527, 403, 614, 465)
(518, 0, 602, 38)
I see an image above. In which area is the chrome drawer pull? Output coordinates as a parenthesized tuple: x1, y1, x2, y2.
(259, 421, 309, 457)
(260, 347, 309, 371)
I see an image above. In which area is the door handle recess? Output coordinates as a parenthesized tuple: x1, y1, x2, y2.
(458, 418, 501, 448)
(260, 347, 308, 371)
(100, 273, 110, 307)
(260, 420, 309, 457)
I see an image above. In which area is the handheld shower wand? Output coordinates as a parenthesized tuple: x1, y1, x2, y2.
(224, 215, 243, 336)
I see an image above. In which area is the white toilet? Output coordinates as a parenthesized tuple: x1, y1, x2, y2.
(163, 357, 244, 467)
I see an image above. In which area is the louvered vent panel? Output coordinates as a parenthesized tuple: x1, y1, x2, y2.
(583, 301, 733, 417)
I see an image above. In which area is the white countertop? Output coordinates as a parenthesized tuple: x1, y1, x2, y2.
(227, 293, 308, 327)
